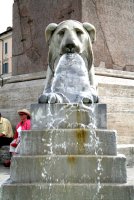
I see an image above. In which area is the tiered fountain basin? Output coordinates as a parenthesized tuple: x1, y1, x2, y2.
(2, 103, 134, 200)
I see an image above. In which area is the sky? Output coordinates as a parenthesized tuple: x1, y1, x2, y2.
(0, 0, 14, 33)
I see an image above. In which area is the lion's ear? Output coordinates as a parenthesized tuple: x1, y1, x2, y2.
(45, 23, 58, 44)
(83, 22, 96, 43)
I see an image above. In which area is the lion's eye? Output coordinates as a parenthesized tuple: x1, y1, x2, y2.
(58, 30, 65, 36)
(76, 29, 83, 35)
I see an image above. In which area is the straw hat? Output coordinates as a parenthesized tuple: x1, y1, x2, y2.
(17, 109, 31, 118)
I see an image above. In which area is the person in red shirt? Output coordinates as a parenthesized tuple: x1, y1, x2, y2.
(10, 109, 31, 154)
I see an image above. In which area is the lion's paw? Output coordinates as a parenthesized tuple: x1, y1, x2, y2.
(38, 93, 63, 103)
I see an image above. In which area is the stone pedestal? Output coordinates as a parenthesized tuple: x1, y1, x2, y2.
(1, 103, 134, 199)
(31, 103, 107, 130)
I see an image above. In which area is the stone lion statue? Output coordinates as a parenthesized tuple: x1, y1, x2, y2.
(39, 20, 98, 103)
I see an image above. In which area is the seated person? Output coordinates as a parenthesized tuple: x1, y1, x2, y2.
(0, 112, 13, 147)
(10, 109, 31, 154)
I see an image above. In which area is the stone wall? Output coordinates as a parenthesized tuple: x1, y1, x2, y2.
(12, 0, 134, 75)
(96, 68, 134, 144)
(0, 72, 45, 130)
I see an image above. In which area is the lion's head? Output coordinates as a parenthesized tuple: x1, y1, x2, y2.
(45, 20, 96, 73)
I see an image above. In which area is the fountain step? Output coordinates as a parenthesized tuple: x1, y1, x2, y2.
(2, 182, 134, 200)
(10, 154, 126, 183)
(31, 103, 107, 129)
(20, 129, 117, 155)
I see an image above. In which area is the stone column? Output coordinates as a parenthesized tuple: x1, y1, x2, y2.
(12, 0, 134, 75)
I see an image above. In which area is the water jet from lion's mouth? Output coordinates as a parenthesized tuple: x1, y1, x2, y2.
(51, 53, 93, 103)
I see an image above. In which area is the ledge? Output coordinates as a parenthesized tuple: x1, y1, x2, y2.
(1, 68, 134, 86)
(7, 71, 46, 84)
(95, 68, 134, 80)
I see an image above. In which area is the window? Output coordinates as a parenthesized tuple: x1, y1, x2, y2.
(2, 63, 8, 74)
(4, 42, 8, 54)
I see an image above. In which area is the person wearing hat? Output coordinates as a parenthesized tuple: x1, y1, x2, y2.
(0, 112, 13, 147)
(10, 109, 31, 154)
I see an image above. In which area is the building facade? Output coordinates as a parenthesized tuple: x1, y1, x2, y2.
(0, 27, 12, 76)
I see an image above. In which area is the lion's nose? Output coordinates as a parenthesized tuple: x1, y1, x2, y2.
(61, 32, 80, 54)
(62, 42, 80, 54)
(65, 43, 76, 53)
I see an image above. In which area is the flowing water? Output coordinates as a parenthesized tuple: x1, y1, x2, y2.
(41, 53, 103, 199)
(51, 53, 93, 103)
